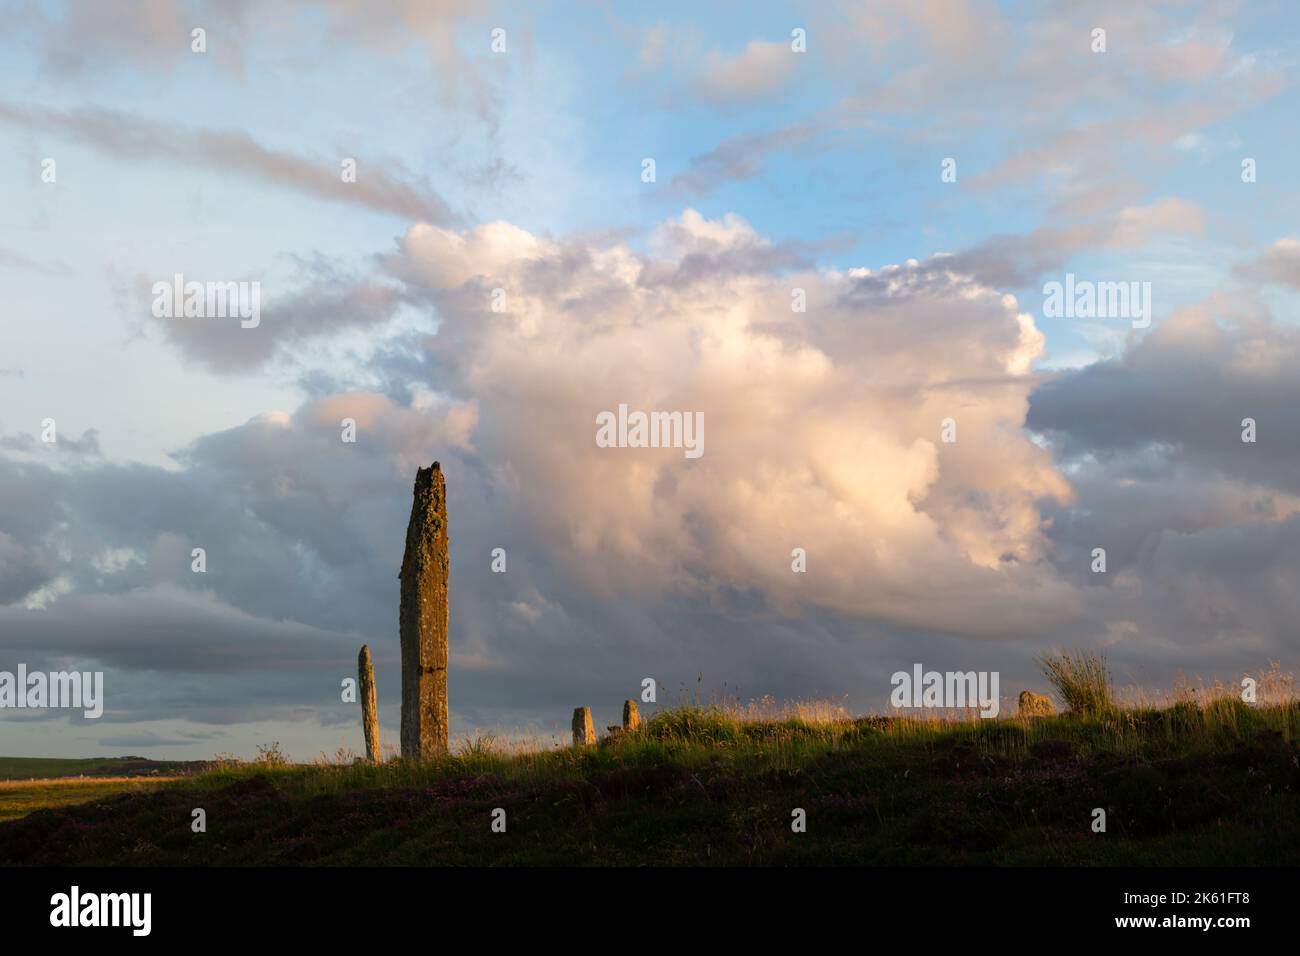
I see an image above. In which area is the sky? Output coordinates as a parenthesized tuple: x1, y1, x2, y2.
(1, 0, 1299, 759)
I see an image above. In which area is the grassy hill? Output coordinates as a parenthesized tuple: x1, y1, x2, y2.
(1, 698, 1297, 865)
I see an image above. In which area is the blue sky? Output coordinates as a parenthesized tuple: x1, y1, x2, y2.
(2, 0, 1300, 759)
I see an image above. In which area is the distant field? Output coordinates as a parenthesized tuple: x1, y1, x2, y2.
(0, 757, 207, 825)
(0, 777, 182, 824)
(0, 756, 207, 781)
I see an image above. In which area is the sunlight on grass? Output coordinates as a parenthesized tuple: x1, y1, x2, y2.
(0, 778, 182, 824)
(165, 661, 1298, 810)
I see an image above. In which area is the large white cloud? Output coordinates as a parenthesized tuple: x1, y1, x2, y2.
(383, 209, 1079, 636)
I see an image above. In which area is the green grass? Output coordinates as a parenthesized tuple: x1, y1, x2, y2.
(2, 697, 1298, 866)
(0, 778, 182, 824)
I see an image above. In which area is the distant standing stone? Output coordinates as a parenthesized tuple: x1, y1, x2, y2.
(572, 706, 595, 746)
(358, 644, 381, 762)
(622, 699, 640, 731)
(1018, 691, 1055, 718)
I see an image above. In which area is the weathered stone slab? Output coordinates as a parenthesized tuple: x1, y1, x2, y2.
(1018, 690, 1055, 718)
(622, 699, 640, 731)
(358, 644, 380, 762)
(400, 463, 450, 758)
(572, 706, 595, 746)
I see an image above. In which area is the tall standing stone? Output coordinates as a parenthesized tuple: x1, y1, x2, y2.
(572, 707, 595, 746)
(622, 699, 640, 732)
(358, 644, 381, 762)
(399, 463, 450, 759)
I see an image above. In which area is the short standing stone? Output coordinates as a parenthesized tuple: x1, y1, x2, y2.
(1018, 691, 1055, 718)
(622, 699, 640, 731)
(572, 706, 595, 746)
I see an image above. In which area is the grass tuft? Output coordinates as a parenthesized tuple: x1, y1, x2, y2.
(1038, 650, 1114, 716)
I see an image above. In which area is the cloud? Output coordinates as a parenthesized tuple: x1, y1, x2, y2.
(0, 585, 360, 673)
(96, 730, 225, 749)
(381, 209, 1077, 637)
(144, 266, 412, 373)
(0, 531, 51, 605)
(639, 23, 671, 67)
(692, 40, 799, 103)
(1028, 297, 1300, 491)
(32, 0, 219, 75)
(1242, 236, 1300, 291)
(668, 124, 820, 197)
(1025, 294, 1300, 664)
(939, 199, 1205, 287)
(0, 246, 72, 275)
(820, 1, 1285, 225)
(0, 389, 481, 735)
(0, 428, 101, 458)
(0, 101, 460, 224)
(21, 0, 500, 125)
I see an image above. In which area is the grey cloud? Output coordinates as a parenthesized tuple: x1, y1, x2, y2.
(1027, 306, 1300, 493)
(933, 199, 1205, 289)
(0, 532, 50, 605)
(0, 429, 100, 457)
(96, 731, 225, 749)
(668, 124, 819, 197)
(146, 270, 411, 373)
(1021, 299, 1300, 670)
(0, 587, 361, 674)
(0, 454, 68, 604)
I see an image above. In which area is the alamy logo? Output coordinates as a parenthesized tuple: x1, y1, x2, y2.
(50, 886, 151, 936)
(595, 403, 704, 459)
(890, 664, 1000, 718)
(151, 273, 261, 328)
(1042, 273, 1151, 328)
(0, 666, 103, 718)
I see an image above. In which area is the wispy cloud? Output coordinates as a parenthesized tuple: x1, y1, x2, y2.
(691, 39, 801, 104)
(0, 101, 461, 224)
(669, 123, 820, 197)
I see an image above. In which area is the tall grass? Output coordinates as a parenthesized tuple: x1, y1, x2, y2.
(1038, 650, 1114, 716)
(182, 660, 1297, 801)
(180, 689, 1299, 804)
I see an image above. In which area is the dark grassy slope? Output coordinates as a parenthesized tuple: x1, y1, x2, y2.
(2, 703, 1297, 866)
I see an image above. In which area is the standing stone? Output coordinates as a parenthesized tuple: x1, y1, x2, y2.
(622, 699, 640, 732)
(399, 463, 450, 759)
(358, 644, 381, 762)
(1018, 690, 1055, 718)
(572, 707, 595, 746)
